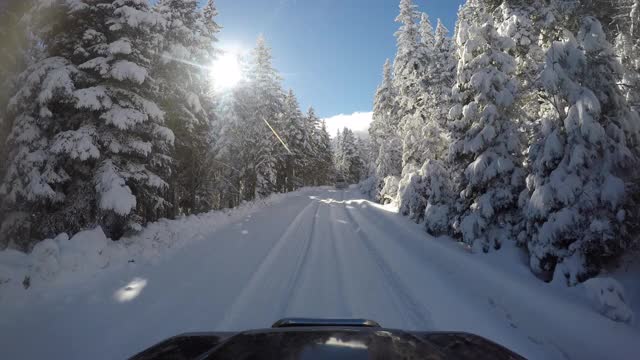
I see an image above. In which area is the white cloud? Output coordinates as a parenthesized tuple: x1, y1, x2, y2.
(322, 111, 373, 138)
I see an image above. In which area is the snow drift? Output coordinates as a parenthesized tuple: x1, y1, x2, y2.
(0, 188, 317, 302)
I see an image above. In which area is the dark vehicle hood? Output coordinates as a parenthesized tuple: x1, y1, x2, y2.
(130, 327, 524, 360)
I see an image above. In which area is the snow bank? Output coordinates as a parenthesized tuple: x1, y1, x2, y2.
(583, 277, 634, 323)
(358, 176, 378, 200)
(0, 188, 315, 302)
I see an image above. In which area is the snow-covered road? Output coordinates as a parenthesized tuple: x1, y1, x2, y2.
(1, 188, 638, 359)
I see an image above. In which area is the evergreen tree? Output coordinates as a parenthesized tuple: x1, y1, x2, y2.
(613, 0, 640, 114)
(279, 89, 305, 191)
(154, 0, 219, 215)
(525, 14, 640, 284)
(335, 128, 364, 183)
(316, 119, 335, 185)
(400, 11, 436, 169)
(0, 0, 37, 196)
(429, 18, 456, 131)
(0, 0, 174, 248)
(393, 0, 424, 116)
(370, 59, 402, 182)
(301, 107, 330, 186)
(226, 36, 285, 200)
(446, 0, 523, 251)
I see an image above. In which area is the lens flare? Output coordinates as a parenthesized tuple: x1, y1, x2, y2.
(210, 51, 242, 91)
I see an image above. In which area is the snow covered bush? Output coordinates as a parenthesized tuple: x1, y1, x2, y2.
(359, 176, 379, 200)
(379, 176, 400, 205)
(30, 229, 116, 284)
(422, 160, 453, 235)
(396, 160, 452, 225)
(397, 164, 427, 222)
(583, 277, 634, 323)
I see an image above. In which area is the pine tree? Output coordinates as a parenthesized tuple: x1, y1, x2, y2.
(0, 0, 174, 248)
(393, 0, 424, 114)
(321, 120, 336, 183)
(400, 11, 437, 169)
(613, 0, 640, 114)
(335, 128, 364, 184)
(446, 0, 523, 251)
(154, 0, 219, 215)
(430, 18, 456, 131)
(0, 0, 36, 199)
(302, 107, 329, 186)
(228, 35, 285, 200)
(279, 90, 305, 191)
(525, 14, 640, 284)
(370, 58, 403, 188)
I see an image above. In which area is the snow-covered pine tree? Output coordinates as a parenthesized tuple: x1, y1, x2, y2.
(213, 83, 247, 208)
(316, 119, 335, 185)
(525, 14, 640, 284)
(399, 11, 436, 170)
(446, 0, 524, 251)
(371, 61, 403, 203)
(426, 18, 455, 155)
(429, 19, 456, 130)
(418, 18, 457, 233)
(233, 35, 285, 199)
(415, 18, 454, 166)
(278, 89, 305, 191)
(0, 0, 174, 248)
(392, 0, 424, 172)
(301, 107, 326, 186)
(489, 0, 556, 240)
(612, 0, 640, 114)
(395, 9, 458, 223)
(356, 136, 372, 179)
(375, 137, 402, 179)
(393, 0, 424, 122)
(334, 128, 342, 157)
(0, 0, 36, 200)
(154, 0, 219, 215)
(334, 128, 364, 183)
(370, 59, 402, 183)
(191, 0, 222, 211)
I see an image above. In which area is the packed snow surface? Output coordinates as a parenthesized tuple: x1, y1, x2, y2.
(1, 187, 638, 360)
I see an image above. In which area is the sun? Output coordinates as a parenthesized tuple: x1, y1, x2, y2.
(210, 50, 243, 91)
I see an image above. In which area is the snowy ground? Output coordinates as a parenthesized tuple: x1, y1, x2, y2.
(1, 187, 639, 359)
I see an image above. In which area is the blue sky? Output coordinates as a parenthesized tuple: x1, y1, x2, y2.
(211, 0, 464, 130)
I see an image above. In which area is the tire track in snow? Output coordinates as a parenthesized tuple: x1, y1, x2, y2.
(341, 199, 433, 329)
(327, 199, 354, 317)
(279, 200, 322, 317)
(339, 202, 415, 326)
(283, 192, 352, 317)
(345, 198, 578, 360)
(218, 200, 321, 328)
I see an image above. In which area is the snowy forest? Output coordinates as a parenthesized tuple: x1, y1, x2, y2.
(0, 0, 340, 250)
(3, 2, 640, 358)
(365, 0, 640, 285)
(1, 0, 640, 291)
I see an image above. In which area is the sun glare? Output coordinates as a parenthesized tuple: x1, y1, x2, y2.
(114, 277, 147, 303)
(210, 51, 242, 91)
